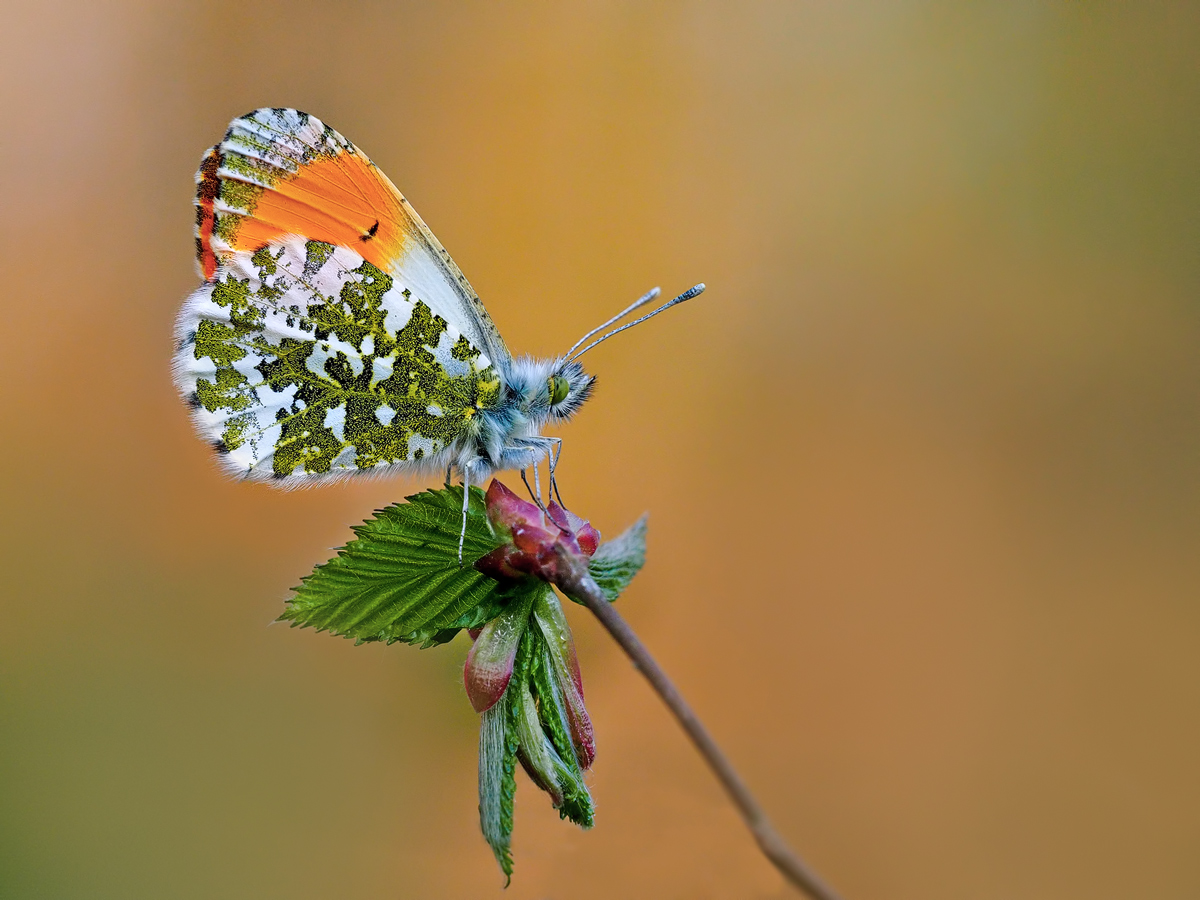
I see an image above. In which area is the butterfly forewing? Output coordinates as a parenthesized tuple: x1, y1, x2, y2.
(198, 108, 509, 367)
(177, 108, 509, 482)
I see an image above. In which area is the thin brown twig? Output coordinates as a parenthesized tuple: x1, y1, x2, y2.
(553, 548, 845, 900)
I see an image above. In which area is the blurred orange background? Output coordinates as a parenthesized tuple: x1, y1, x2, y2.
(2, 3, 1197, 898)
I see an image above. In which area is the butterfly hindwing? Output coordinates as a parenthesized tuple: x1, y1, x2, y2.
(177, 237, 503, 482)
(177, 109, 512, 482)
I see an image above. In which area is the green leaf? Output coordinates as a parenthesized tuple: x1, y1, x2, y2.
(586, 513, 648, 602)
(479, 627, 535, 881)
(279, 485, 508, 645)
(528, 625, 594, 828)
(478, 698, 512, 878)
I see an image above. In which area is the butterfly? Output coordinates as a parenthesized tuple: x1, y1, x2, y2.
(173, 108, 702, 551)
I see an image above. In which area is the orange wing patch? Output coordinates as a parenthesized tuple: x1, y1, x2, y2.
(195, 109, 412, 280)
(226, 152, 407, 271)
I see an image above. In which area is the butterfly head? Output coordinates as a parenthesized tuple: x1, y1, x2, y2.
(545, 359, 595, 420)
(508, 357, 595, 424)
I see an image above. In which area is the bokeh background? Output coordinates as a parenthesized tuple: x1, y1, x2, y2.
(2, 3, 1197, 898)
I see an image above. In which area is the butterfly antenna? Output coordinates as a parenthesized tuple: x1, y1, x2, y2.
(567, 284, 706, 362)
(563, 287, 662, 360)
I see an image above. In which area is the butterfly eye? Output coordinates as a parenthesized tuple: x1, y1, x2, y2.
(548, 375, 570, 406)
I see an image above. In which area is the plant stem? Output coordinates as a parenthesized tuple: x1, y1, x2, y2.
(553, 554, 845, 900)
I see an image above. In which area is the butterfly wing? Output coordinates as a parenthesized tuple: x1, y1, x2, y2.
(175, 109, 507, 482)
(195, 108, 510, 366)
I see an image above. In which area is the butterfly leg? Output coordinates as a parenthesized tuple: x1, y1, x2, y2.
(520, 466, 552, 517)
(458, 468, 470, 566)
(520, 468, 540, 506)
(547, 438, 567, 508)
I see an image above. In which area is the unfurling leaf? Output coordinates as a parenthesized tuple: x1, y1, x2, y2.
(532, 590, 595, 768)
(464, 591, 535, 713)
(478, 628, 532, 881)
(587, 514, 648, 602)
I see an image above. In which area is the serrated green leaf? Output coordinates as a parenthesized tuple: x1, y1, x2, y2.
(479, 626, 535, 880)
(279, 485, 509, 645)
(586, 513, 648, 602)
(478, 698, 512, 878)
(527, 624, 594, 828)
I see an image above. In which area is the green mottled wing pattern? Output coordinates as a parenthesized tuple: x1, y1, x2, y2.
(174, 236, 502, 482)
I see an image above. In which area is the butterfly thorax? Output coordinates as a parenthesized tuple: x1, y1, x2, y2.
(467, 357, 594, 479)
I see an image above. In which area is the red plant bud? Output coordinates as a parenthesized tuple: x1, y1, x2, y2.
(463, 596, 530, 713)
(483, 481, 551, 541)
(547, 502, 600, 556)
(475, 480, 601, 588)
